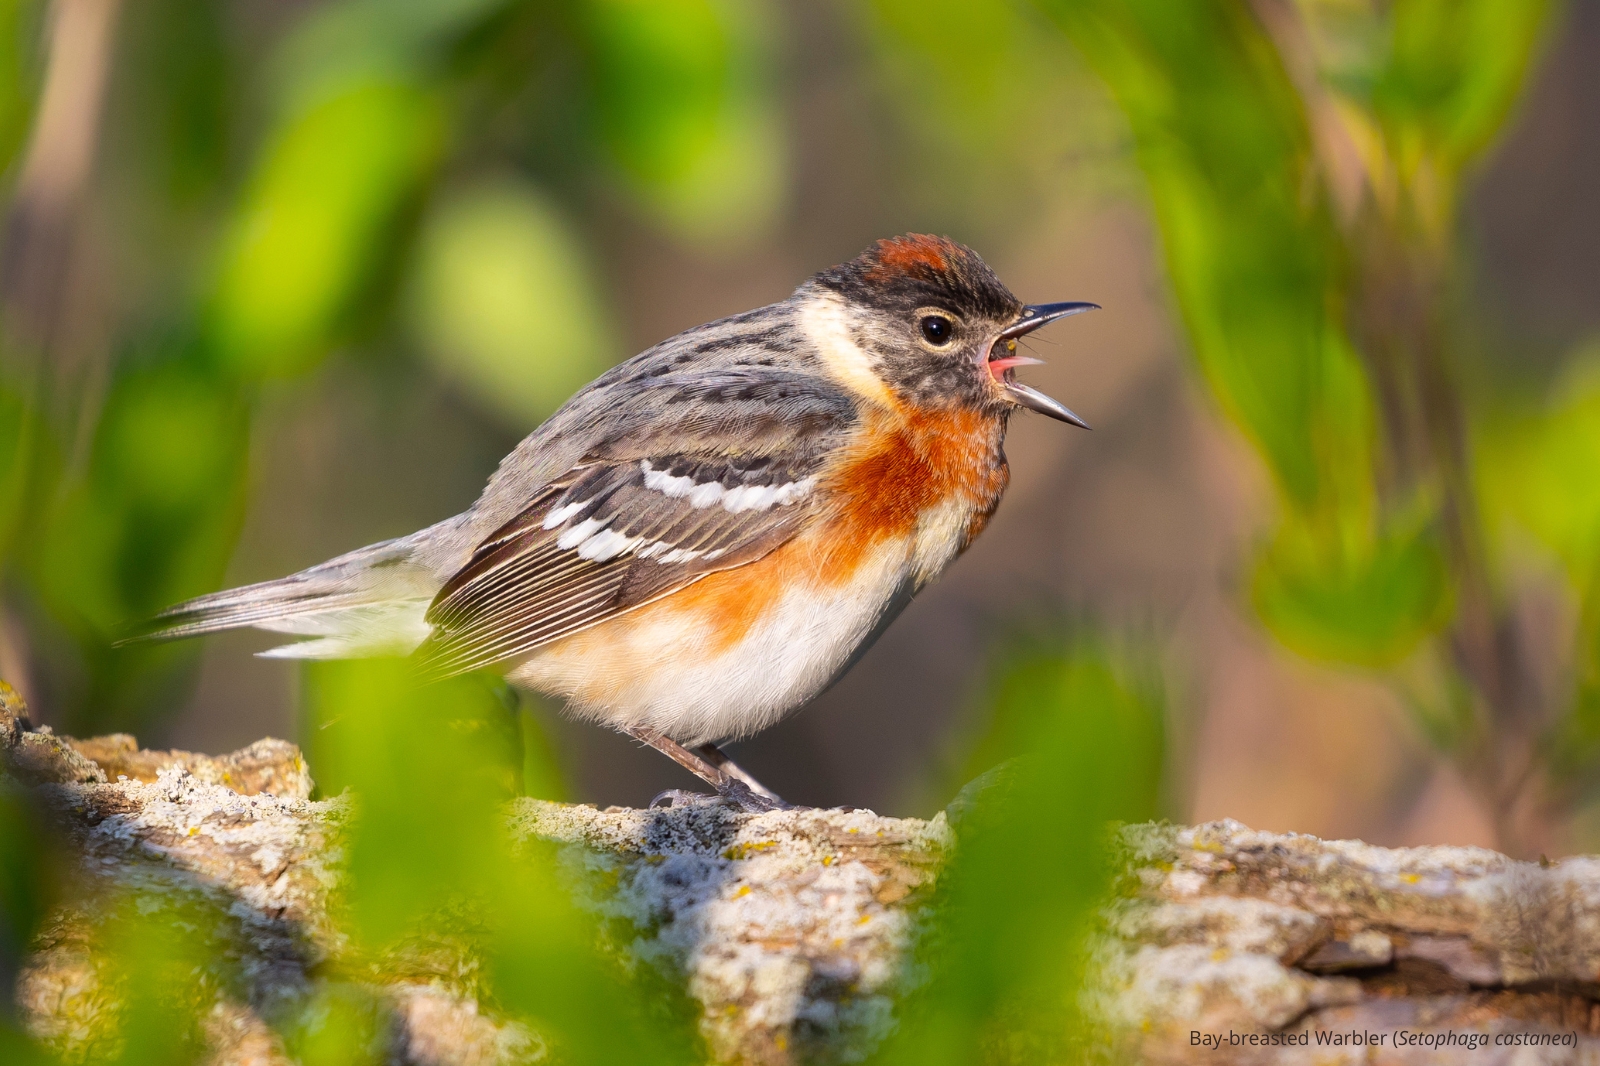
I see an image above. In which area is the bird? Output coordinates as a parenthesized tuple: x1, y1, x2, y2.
(135, 235, 1096, 811)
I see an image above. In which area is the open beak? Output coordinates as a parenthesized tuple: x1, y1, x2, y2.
(989, 301, 1098, 429)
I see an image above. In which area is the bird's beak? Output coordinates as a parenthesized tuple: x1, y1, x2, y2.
(999, 301, 1099, 340)
(989, 302, 1098, 429)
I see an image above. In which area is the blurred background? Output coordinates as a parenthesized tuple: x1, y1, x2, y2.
(0, 0, 1596, 857)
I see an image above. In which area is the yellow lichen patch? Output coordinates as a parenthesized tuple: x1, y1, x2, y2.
(722, 840, 779, 861)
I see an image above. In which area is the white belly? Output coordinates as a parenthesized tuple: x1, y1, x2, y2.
(509, 539, 915, 745)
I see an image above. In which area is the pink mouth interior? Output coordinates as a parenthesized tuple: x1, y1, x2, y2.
(987, 350, 1043, 381)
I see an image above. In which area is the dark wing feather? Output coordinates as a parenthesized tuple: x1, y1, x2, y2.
(417, 463, 813, 676)
(417, 446, 835, 679)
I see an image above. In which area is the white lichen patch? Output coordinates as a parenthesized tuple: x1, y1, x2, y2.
(1112, 895, 1329, 961)
(510, 801, 951, 1064)
(1096, 942, 1360, 1032)
(1099, 820, 1600, 1064)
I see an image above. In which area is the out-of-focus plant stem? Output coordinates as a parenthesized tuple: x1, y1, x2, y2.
(0, 0, 122, 725)
(1347, 209, 1543, 849)
(1046, 0, 1558, 855)
(2, 0, 119, 344)
(1279, 0, 1551, 849)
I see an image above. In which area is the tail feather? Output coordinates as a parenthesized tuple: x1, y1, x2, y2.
(124, 532, 446, 659)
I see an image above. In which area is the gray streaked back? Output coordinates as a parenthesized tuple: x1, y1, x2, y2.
(462, 294, 852, 543)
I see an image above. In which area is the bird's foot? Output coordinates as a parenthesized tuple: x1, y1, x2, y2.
(650, 789, 718, 809)
(718, 778, 793, 813)
(648, 783, 793, 813)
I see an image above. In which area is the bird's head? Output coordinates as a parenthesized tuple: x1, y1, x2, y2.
(804, 234, 1095, 427)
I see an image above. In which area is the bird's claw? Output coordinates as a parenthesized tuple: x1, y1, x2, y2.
(649, 777, 793, 809)
(718, 778, 792, 813)
(648, 783, 792, 814)
(650, 789, 717, 809)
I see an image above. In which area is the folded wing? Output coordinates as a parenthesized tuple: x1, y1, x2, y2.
(418, 366, 857, 677)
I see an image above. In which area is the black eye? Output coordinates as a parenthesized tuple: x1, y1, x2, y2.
(920, 315, 953, 346)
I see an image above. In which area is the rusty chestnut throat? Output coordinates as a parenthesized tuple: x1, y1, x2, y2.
(136, 235, 1097, 811)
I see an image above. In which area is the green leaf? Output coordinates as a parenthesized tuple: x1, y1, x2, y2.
(278, 985, 384, 1066)
(582, 0, 784, 242)
(303, 662, 513, 947)
(1044, 0, 1369, 513)
(1251, 511, 1451, 668)
(0, 0, 44, 178)
(209, 78, 443, 377)
(877, 634, 1164, 1065)
(33, 358, 250, 634)
(408, 177, 616, 424)
(1359, 0, 1549, 169)
(302, 660, 697, 1065)
(0, 382, 35, 575)
(1476, 354, 1600, 588)
(0, 774, 54, 986)
(91, 894, 234, 1066)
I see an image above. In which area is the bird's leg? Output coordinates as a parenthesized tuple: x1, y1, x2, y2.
(624, 726, 788, 812)
(692, 742, 787, 804)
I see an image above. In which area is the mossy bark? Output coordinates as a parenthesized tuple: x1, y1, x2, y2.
(4, 683, 1599, 1065)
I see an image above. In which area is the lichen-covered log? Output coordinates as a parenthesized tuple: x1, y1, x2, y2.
(1099, 821, 1600, 1064)
(512, 802, 947, 1064)
(6, 679, 1600, 1065)
(0, 684, 947, 1065)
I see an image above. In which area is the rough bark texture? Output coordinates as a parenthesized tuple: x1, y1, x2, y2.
(4, 682, 1600, 1064)
(511, 800, 947, 1064)
(1100, 821, 1600, 1063)
(0, 683, 946, 1065)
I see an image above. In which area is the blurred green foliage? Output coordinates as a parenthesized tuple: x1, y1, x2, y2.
(304, 660, 699, 1064)
(0, 643, 1161, 1064)
(583, 0, 783, 238)
(0, 0, 1590, 1061)
(874, 636, 1165, 1066)
(1038, 0, 1580, 847)
(211, 78, 443, 378)
(0, 0, 41, 177)
(93, 894, 228, 1065)
(1479, 350, 1600, 774)
(1477, 352, 1600, 591)
(409, 177, 615, 422)
(0, 773, 52, 1002)
(0, 0, 782, 735)
(863, 0, 1132, 229)
(0, 665, 703, 1064)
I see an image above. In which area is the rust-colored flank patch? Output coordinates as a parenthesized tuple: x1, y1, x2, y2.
(867, 234, 958, 281)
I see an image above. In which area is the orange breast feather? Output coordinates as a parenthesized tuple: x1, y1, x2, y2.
(626, 407, 1007, 653)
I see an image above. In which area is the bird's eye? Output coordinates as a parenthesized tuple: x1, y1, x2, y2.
(920, 315, 954, 346)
